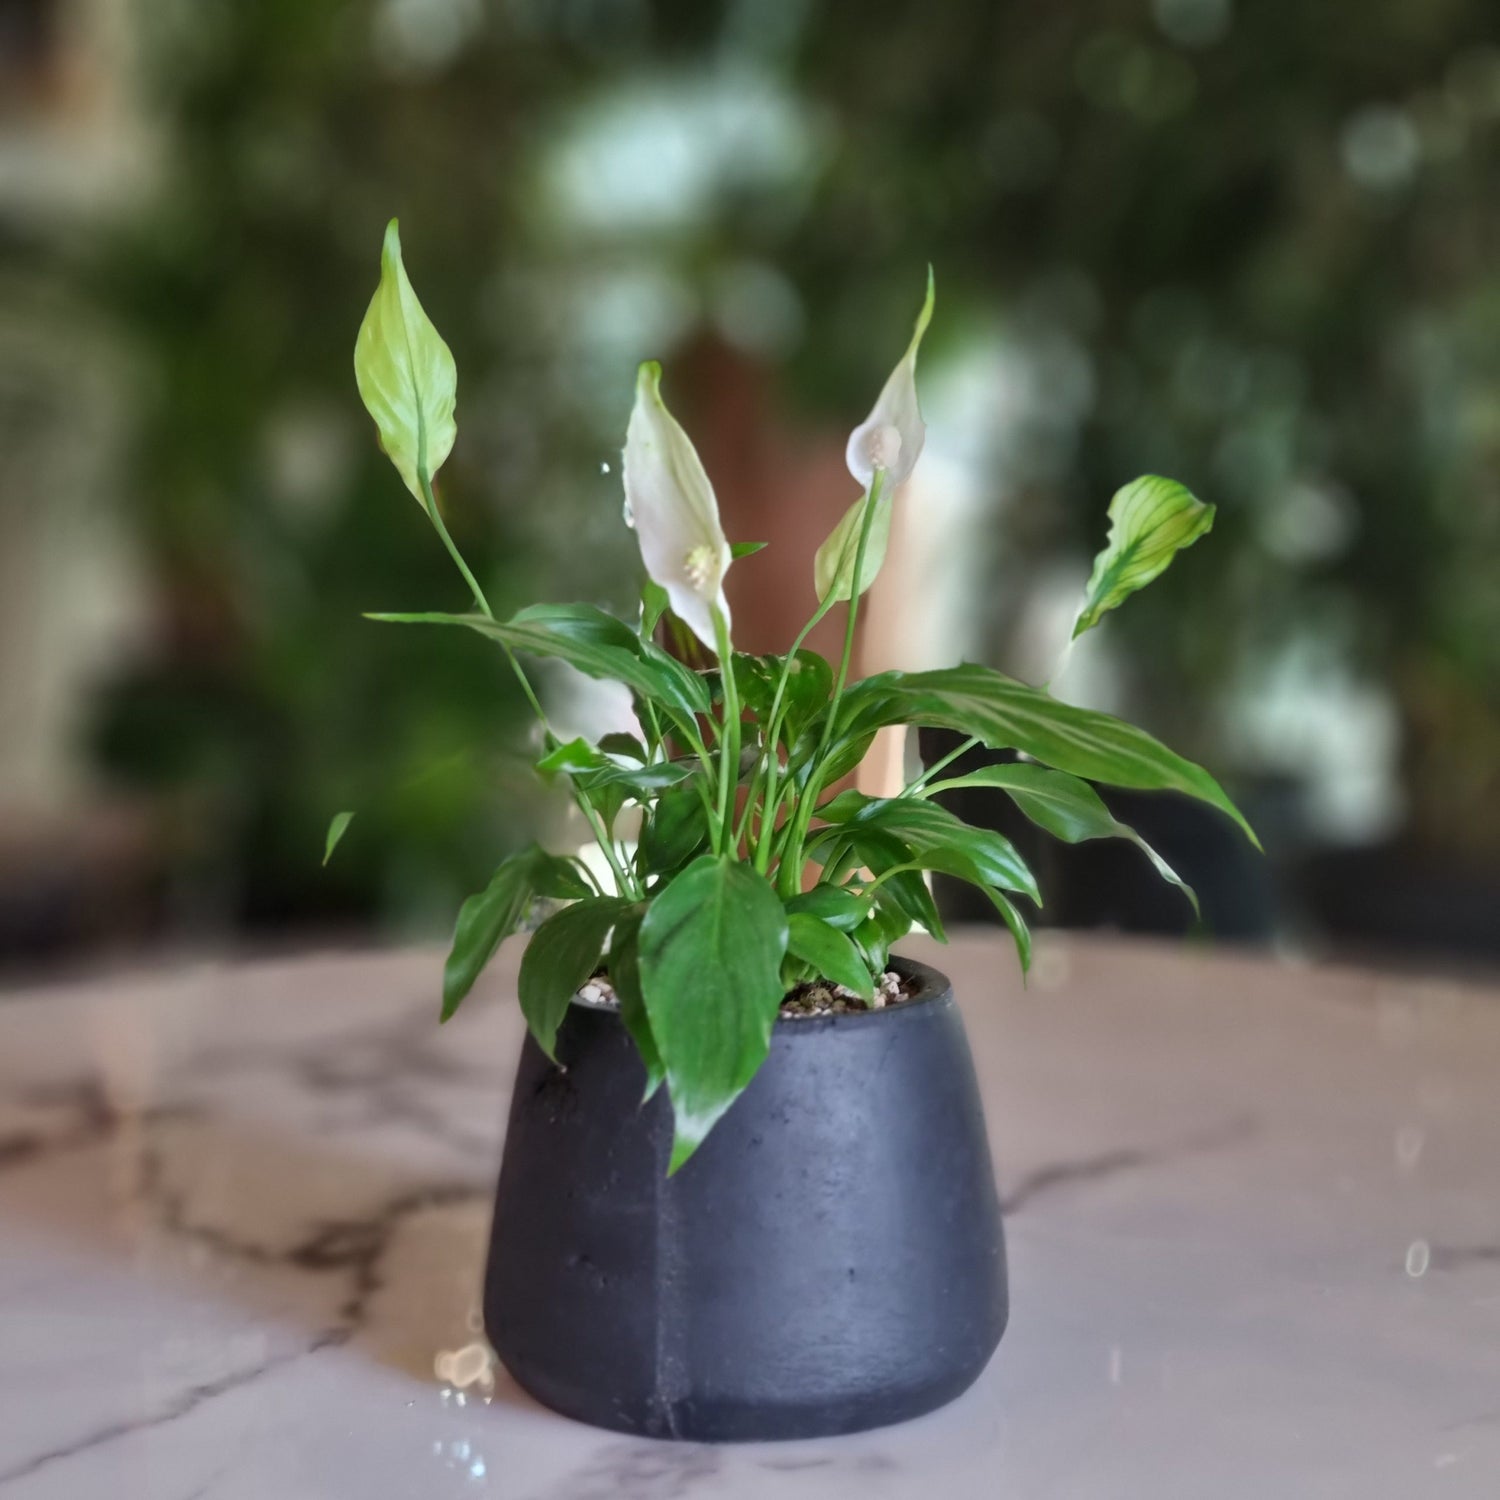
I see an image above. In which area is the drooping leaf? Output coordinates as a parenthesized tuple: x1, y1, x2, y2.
(785, 913, 874, 999)
(323, 810, 354, 866)
(606, 907, 665, 1099)
(353, 220, 456, 505)
(518, 897, 631, 1060)
(986, 886, 1033, 973)
(817, 790, 1040, 902)
(1073, 476, 1215, 638)
(366, 603, 710, 733)
(443, 846, 591, 1021)
(784, 884, 870, 932)
(834, 663, 1258, 846)
(926, 761, 1198, 916)
(638, 855, 789, 1171)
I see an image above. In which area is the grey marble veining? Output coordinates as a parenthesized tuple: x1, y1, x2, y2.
(1, 934, 1498, 1498)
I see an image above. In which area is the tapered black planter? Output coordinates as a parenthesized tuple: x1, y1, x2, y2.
(483, 955, 1007, 1441)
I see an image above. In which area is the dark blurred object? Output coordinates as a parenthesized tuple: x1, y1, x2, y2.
(1296, 843, 1500, 963)
(0, 805, 157, 965)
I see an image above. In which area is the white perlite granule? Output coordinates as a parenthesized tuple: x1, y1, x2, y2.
(577, 970, 907, 1017)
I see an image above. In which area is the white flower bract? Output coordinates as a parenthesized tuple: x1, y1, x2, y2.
(622, 362, 732, 651)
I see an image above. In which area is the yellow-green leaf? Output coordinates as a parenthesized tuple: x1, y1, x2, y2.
(354, 219, 457, 507)
(1073, 476, 1214, 638)
(813, 483, 893, 605)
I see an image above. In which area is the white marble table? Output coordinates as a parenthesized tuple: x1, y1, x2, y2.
(1, 932, 1498, 1498)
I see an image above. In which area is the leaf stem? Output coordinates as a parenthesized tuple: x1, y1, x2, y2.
(776, 470, 886, 896)
(711, 605, 741, 857)
(902, 735, 981, 797)
(417, 465, 637, 891)
(750, 602, 836, 872)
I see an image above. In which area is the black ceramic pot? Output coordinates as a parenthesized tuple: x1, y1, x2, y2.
(483, 955, 1007, 1441)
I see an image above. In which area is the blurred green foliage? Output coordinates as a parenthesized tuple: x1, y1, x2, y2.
(79, 0, 1500, 934)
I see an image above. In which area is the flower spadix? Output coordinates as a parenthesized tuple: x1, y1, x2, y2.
(623, 361, 731, 651)
(815, 269, 935, 603)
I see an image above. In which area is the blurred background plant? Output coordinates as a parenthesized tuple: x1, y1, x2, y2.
(2, 0, 1497, 969)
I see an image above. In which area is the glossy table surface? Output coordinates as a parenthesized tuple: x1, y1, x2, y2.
(1, 932, 1498, 1498)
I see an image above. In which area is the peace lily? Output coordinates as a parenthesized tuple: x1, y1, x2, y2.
(347, 221, 1255, 1172)
(622, 361, 732, 653)
(814, 268, 936, 603)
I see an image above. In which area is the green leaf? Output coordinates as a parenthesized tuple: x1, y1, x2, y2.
(789, 724, 875, 790)
(732, 650, 833, 747)
(606, 908, 665, 1099)
(851, 893, 915, 974)
(638, 855, 789, 1172)
(518, 897, 631, 1060)
(443, 845, 590, 1021)
(535, 737, 607, 777)
(927, 762, 1198, 916)
(785, 913, 874, 999)
(537, 737, 691, 798)
(817, 790, 1040, 903)
(811, 826, 946, 940)
(784, 884, 870, 932)
(639, 780, 710, 876)
(366, 603, 710, 734)
(641, 578, 671, 636)
(598, 732, 647, 762)
(353, 219, 456, 505)
(814, 486, 892, 604)
(323, 810, 354, 866)
(730, 540, 768, 558)
(986, 886, 1033, 973)
(1074, 476, 1214, 638)
(835, 663, 1258, 847)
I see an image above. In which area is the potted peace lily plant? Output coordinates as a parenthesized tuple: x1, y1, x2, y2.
(342, 221, 1255, 1442)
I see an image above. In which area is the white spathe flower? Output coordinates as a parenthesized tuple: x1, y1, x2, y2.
(815, 270, 936, 603)
(844, 266, 934, 489)
(622, 361, 732, 651)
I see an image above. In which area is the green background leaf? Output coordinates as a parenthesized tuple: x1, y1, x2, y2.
(322, 810, 354, 865)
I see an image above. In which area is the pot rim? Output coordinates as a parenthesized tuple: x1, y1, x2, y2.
(567, 952, 953, 1030)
